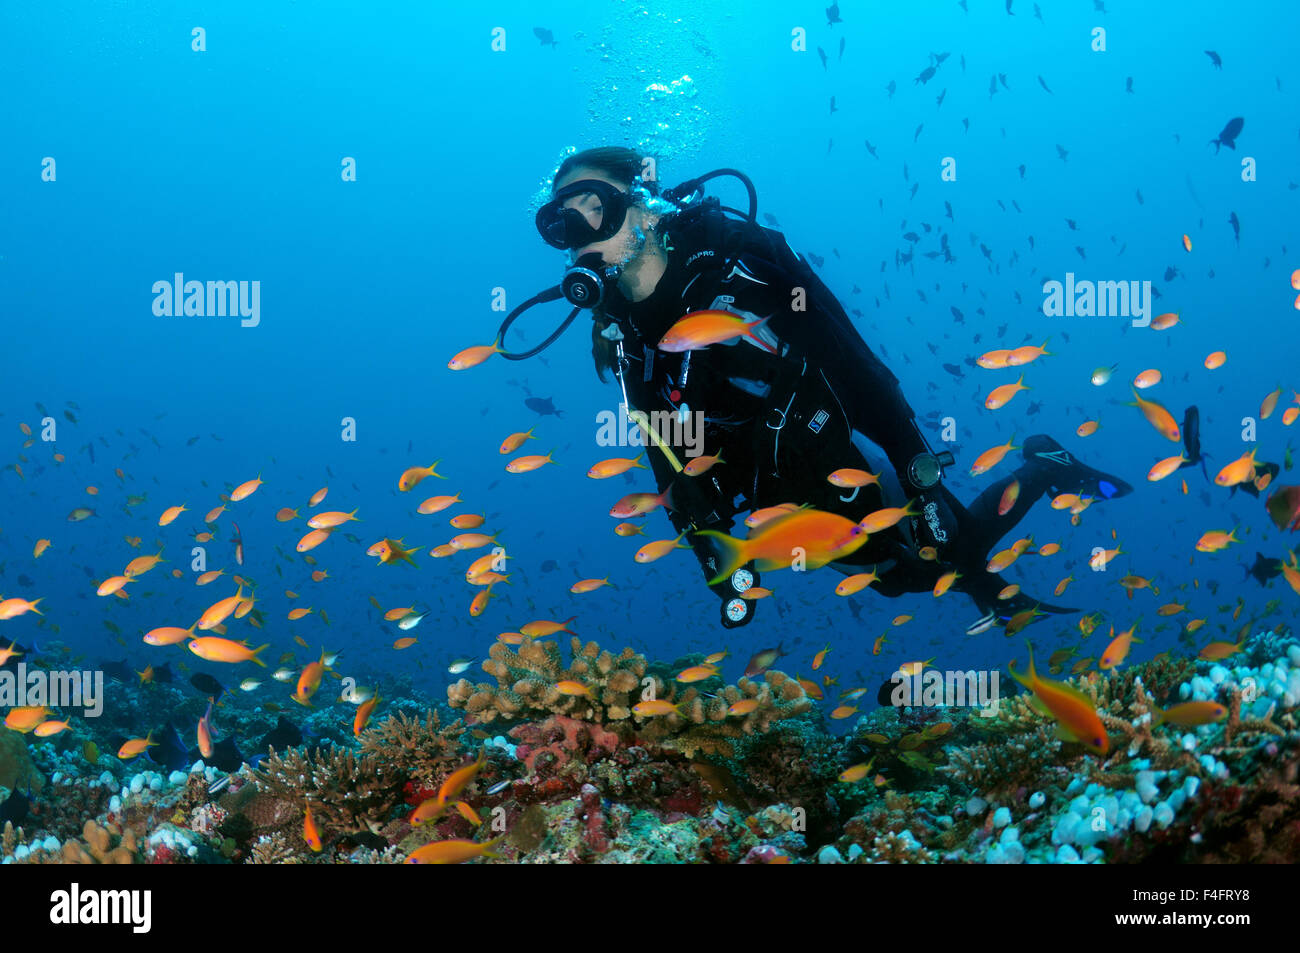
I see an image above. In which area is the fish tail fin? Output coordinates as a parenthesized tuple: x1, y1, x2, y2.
(692, 529, 748, 585)
(249, 643, 270, 668)
(745, 316, 778, 354)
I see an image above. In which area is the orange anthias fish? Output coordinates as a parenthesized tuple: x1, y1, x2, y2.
(404, 836, 505, 864)
(984, 374, 1029, 410)
(499, 429, 535, 454)
(304, 802, 323, 852)
(997, 479, 1021, 516)
(1195, 528, 1239, 553)
(353, 694, 381, 735)
(657, 310, 777, 354)
(292, 649, 330, 707)
(609, 489, 671, 518)
(858, 499, 920, 534)
(1129, 390, 1180, 442)
(124, 548, 165, 578)
(1008, 645, 1109, 755)
(1153, 701, 1227, 728)
(117, 733, 158, 760)
(230, 474, 263, 502)
(419, 494, 462, 515)
(399, 462, 447, 491)
(587, 454, 646, 480)
(367, 538, 420, 567)
(519, 616, 578, 637)
(448, 341, 504, 371)
(1099, 621, 1142, 670)
(694, 508, 869, 583)
(1197, 638, 1245, 661)
(4, 705, 51, 733)
(197, 699, 215, 758)
(307, 509, 360, 530)
(196, 585, 246, 630)
(505, 450, 557, 474)
(970, 436, 1019, 477)
(187, 636, 270, 667)
(1214, 449, 1259, 488)
(634, 532, 691, 564)
(0, 597, 43, 620)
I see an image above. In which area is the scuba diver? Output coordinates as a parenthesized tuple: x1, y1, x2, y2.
(506, 146, 1133, 630)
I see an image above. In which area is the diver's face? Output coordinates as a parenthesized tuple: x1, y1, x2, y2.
(553, 167, 651, 266)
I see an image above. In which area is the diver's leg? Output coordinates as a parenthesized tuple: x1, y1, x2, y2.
(950, 434, 1134, 564)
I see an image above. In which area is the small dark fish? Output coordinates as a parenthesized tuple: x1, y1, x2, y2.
(1228, 211, 1240, 245)
(1178, 406, 1209, 482)
(1126, 76, 1134, 94)
(532, 27, 558, 48)
(1244, 552, 1282, 586)
(915, 65, 936, 85)
(1033, 2, 1042, 19)
(936, 88, 946, 108)
(1205, 50, 1222, 69)
(258, 715, 303, 751)
(0, 785, 31, 826)
(1056, 144, 1069, 161)
(914, 123, 924, 142)
(826, 1, 842, 26)
(942, 363, 964, 378)
(1164, 266, 1179, 282)
(189, 736, 245, 773)
(885, 80, 896, 99)
(807, 253, 825, 268)
(148, 722, 191, 773)
(152, 662, 174, 684)
(1210, 117, 1244, 153)
(1135, 188, 1144, 204)
(829, 96, 837, 114)
(864, 139, 878, 159)
(191, 673, 226, 698)
(1005, 0, 1014, 14)
(762, 212, 781, 227)
(540, 559, 558, 573)
(100, 658, 133, 683)
(1038, 75, 1052, 93)
(817, 46, 827, 70)
(838, 37, 846, 61)
(524, 396, 564, 418)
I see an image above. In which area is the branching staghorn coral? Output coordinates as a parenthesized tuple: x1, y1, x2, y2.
(357, 708, 467, 789)
(248, 745, 405, 838)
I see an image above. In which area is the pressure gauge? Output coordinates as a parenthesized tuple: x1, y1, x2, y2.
(721, 597, 750, 628)
(730, 568, 754, 594)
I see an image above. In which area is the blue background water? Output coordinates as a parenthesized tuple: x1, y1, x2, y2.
(1, 1, 1296, 711)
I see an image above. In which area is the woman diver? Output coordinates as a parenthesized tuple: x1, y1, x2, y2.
(515, 147, 1133, 629)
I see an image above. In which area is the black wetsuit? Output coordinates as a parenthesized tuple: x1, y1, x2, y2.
(599, 206, 1110, 619)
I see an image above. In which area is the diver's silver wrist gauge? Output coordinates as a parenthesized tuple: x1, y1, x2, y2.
(730, 568, 754, 593)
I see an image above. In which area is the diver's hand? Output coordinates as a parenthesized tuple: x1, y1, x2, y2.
(909, 488, 958, 554)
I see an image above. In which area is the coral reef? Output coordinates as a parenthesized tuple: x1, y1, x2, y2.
(449, 635, 813, 758)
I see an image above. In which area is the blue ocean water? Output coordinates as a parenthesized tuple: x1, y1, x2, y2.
(1, 0, 1297, 712)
